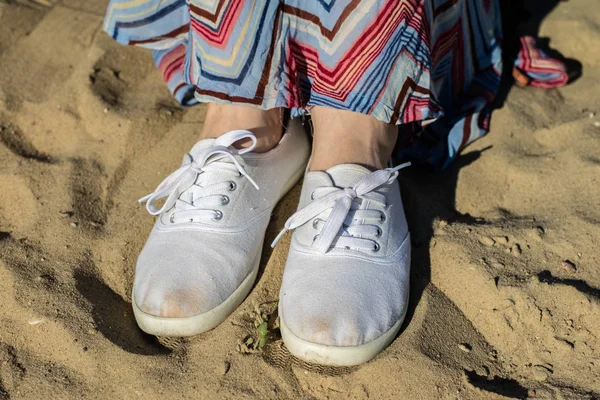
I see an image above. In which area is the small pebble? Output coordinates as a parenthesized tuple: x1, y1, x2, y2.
(533, 226, 545, 241)
(493, 236, 509, 246)
(458, 343, 472, 353)
(103, 108, 109, 114)
(561, 260, 577, 273)
(533, 369, 548, 382)
(222, 361, 230, 375)
(594, 121, 600, 127)
(511, 244, 522, 257)
(28, 318, 44, 325)
(566, 319, 574, 327)
(491, 261, 505, 269)
(532, 366, 550, 382)
(479, 237, 495, 247)
(589, 112, 596, 119)
(70, 222, 77, 228)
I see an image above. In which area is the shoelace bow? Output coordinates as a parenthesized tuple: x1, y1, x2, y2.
(139, 130, 259, 221)
(271, 162, 411, 254)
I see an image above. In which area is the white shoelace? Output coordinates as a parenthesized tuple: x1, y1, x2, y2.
(271, 162, 411, 254)
(139, 130, 260, 222)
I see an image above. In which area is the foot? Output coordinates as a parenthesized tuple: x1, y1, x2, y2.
(273, 162, 411, 366)
(133, 120, 310, 336)
(200, 103, 284, 153)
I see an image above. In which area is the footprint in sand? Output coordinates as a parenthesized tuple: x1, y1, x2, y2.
(0, 174, 40, 234)
(69, 158, 108, 231)
(88, 48, 159, 117)
(0, 340, 90, 397)
(0, 236, 168, 356)
(89, 65, 126, 109)
(0, 124, 55, 163)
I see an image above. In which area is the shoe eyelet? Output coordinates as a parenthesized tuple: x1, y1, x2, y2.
(379, 213, 386, 223)
(189, 218, 194, 223)
(169, 214, 175, 223)
(228, 181, 236, 191)
(312, 234, 320, 243)
(312, 218, 321, 229)
(310, 191, 315, 200)
(221, 195, 230, 205)
(373, 242, 380, 252)
(375, 227, 382, 237)
(213, 210, 223, 221)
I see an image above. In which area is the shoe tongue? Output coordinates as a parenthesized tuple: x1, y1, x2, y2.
(324, 164, 372, 188)
(300, 164, 372, 208)
(185, 138, 220, 164)
(183, 137, 243, 168)
(182, 138, 236, 187)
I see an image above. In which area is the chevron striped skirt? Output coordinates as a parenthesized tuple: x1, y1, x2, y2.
(104, 0, 503, 168)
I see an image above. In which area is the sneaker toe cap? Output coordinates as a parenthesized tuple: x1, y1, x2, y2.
(280, 257, 409, 347)
(134, 278, 218, 318)
(133, 230, 257, 318)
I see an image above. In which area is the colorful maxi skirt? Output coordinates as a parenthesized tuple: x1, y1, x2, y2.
(103, 0, 503, 169)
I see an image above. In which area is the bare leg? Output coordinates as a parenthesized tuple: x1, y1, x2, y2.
(199, 103, 284, 153)
(309, 107, 398, 171)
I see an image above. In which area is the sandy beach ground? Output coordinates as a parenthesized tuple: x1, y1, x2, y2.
(0, 0, 599, 399)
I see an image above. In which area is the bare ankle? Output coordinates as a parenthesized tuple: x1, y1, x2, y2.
(199, 104, 284, 152)
(309, 107, 397, 171)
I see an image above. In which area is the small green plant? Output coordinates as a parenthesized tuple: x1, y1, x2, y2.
(236, 302, 277, 353)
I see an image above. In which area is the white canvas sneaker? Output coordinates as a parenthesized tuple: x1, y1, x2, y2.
(132, 121, 310, 337)
(272, 163, 411, 366)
